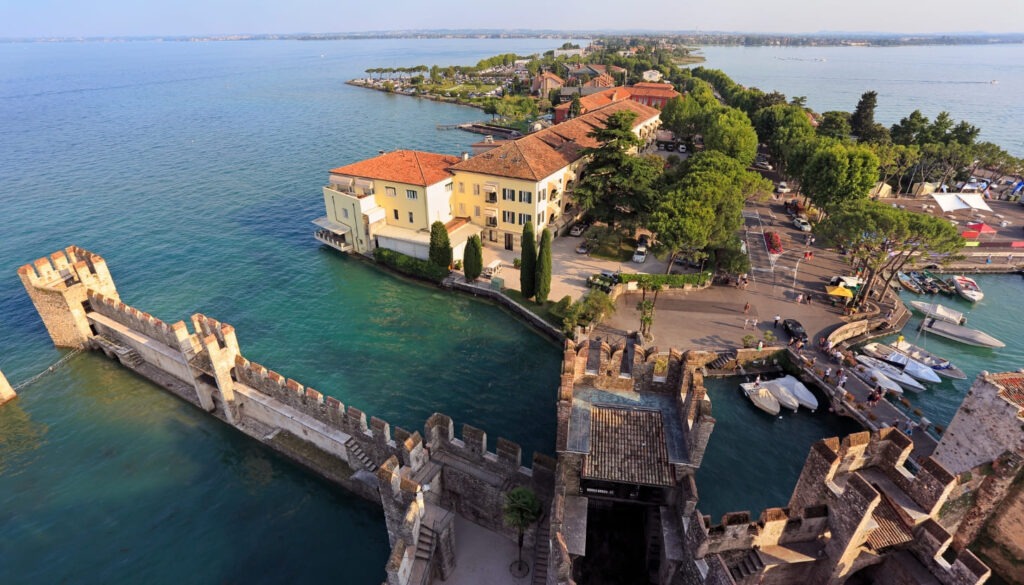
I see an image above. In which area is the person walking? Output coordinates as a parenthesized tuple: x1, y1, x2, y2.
(743, 302, 751, 314)
(773, 314, 781, 329)
(751, 317, 759, 329)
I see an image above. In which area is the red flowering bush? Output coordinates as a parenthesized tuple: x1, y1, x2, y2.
(764, 231, 783, 254)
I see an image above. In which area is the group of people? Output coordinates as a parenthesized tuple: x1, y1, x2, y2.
(866, 385, 884, 407)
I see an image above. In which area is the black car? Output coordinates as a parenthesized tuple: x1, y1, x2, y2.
(782, 319, 808, 343)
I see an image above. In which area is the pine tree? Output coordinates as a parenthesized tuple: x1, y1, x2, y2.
(463, 235, 483, 281)
(519, 222, 537, 298)
(428, 221, 452, 269)
(535, 229, 552, 304)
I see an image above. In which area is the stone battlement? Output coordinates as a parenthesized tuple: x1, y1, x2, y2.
(18, 246, 114, 292)
(88, 291, 193, 352)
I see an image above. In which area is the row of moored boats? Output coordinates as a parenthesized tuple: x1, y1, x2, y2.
(740, 375, 818, 416)
(896, 271, 984, 303)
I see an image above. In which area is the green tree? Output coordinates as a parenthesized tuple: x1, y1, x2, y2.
(817, 111, 852, 140)
(850, 91, 878, 139)
(569, 94, 582, 118)
(703, 107, 759, 166)
(428, 221, 453, 269)
(463, 235, 483, 281)
(800, 141, 879, 215)
(535, 229, 552, 304)
(520, 222, 537, 298)
(503, 487, 542, 575)
(649, 197, 715, 273)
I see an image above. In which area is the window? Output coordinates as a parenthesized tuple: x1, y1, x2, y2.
(458, 203, 466, 215)
(393, 209, 399, 220)
(486, 216, 497, 227)
(386, 186, 396, 197)
(518, 191, 532, 204)
(458, 182, 465, 193)
(342, 208, 350, 219)
(486, 192, 498, 204)
(445, 183, 453, 193)
(539, 188, 547, 201)
(406, 190, 418, 200)
(408, 212, 414, 223)
(537, 212, 543, 225)
(474, 206, 481, 217)
(502, 188, 516, 201)
(473, 184, 480, 195)
(518, 213, 530, 225)
(502, 211, 515, 224)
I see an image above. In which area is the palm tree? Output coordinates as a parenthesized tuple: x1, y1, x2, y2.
(503, 487, 542, 576)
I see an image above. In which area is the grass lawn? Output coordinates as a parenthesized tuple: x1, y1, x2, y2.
(501, 288, 564, 328)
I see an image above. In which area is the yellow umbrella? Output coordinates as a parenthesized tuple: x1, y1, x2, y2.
(825, 285, 854, 298)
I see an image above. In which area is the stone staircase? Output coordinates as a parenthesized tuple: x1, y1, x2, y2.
(531, 513, 551, 585)
(707, 350, 737, 371)
(344, 437, 377, 472)
(728, 549, 765, 582)
(94, 334, 144, 368)
(415, 523, 436, 562)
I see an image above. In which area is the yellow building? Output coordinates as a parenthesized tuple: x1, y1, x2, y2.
(314, 150, 480, 260)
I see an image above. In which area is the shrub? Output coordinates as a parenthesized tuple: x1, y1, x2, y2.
(374, 248, 449, 283)
(463, 235, 483, 281)
(520, 222, 537, 298)
(741, 334, 757, 348)
(535, 229, 552, 304)
(617, 272, 712, 288)
(764, 231, 783, 254)
(763, 330, 776, 343)
(550, 296, 573, 319)
(513, 257, 522, 269)
(428, 221, 453, 269)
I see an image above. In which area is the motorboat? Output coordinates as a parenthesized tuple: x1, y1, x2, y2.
(740, 382, 781, 415)
(919, 318, 1004, 348)
(891, 339, 967, 380)
(908, 301, 966, 325)
(861, 343, 942, 383)
(908, 272, 939, 295)
(852, 365, 904, 396)
(897, 272, 923, 294)
(855, 355, 927, 392)
(922, 270, 955, 295)
(951, 275, 984, 302)
(741, 380, 798, 412)
(774, 375, 819, 411)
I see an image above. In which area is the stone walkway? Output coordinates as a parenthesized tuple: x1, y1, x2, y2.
(439, 515, 532, 585)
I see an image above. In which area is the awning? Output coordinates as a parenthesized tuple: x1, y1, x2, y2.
(312, 216, 351, 235)
(329, 174, 353, 187)
(825, 285, 854, 298)
(931, 193, 993, 213)
(483, 207, 498, 218)
(484, 182, 500, 193)
(354, 178, 374, 190)
(965, 222, 996, 234)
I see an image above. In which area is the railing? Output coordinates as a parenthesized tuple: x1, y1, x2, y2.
(314, 229, 353, 252)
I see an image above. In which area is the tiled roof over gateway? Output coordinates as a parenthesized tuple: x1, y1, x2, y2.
(991, 372, 1024, 415)
(451, 99, 660, 181)
(329, 150, 460, 186)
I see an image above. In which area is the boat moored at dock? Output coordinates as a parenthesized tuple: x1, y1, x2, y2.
(919, 318, 1005, 348)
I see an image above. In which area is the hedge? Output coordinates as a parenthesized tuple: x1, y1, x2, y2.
(617, 272, 712, 288)
(374, 248, 450, 283)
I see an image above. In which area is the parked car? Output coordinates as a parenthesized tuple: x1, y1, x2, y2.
(677, 144, 687, 153)
(575, 241, 593, 254)
(754, 161, 774, 171)
(782, 319, 808, 343)
(569, 223, 589, 237)
(632, 245, 648, 263)
(829, 275, 864, 288)
(793, 217, 812, 232)
(775, 182, 791, 194)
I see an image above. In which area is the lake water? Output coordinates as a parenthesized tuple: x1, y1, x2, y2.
(1, 39, 1021, 582)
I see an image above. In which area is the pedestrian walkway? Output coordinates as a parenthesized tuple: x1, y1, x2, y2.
(439, 515, 531, 585)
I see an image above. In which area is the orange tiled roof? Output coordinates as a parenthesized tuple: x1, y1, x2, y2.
(540, 71, 565, 84)
(628, 82, 681, 99)
(584, 73, 616, 88)
(329, 150, 460, 186)
(992, 373, 1024, 413)
(553, 87, 633, 116)
(453, 99, 660, 181)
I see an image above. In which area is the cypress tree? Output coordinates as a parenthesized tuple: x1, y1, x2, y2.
(428, 221, 452, 269)
(535, 229, 552, 304)
(519, 222, 537, 298)
(463, 234, 483, 281)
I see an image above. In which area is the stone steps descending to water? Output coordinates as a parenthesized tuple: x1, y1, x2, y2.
(343, 437, 377, 472)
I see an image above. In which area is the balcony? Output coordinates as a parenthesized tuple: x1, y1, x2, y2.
(485, 194, 498, 204)
(485, 218, 498, 228)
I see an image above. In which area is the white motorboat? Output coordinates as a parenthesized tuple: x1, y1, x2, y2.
(908, 301, 966, 325)
(855, 355, 927, 392)
(951, 275, 984, 302)
(775, 375, 818, 411)
(740, 382, 781, 415)
(891, 340, 967, 380)
(861, 343, 942, 384)
(741, 380, 797, 412)
(853, 366, 904, 396)
(920, 318, 1005, 349)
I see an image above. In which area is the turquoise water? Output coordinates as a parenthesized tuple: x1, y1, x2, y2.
(1, 40, 1022, 582)
(0, 39, 565, 585)
(698, 44, 1024, 156)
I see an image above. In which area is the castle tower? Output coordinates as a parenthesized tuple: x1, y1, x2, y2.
(191, 314, 241, 422)
(0, 369, 15, 405)
(18, 246, 119, 348)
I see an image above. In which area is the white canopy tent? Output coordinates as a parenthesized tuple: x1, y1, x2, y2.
(931, 192, 993, 213)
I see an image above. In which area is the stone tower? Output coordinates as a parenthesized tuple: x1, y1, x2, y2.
(18, 246, 119, 348)
(0, 369, 15, 405)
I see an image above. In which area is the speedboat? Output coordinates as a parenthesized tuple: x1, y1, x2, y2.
(855, 355, 927, 392)
(951, 275, 984, 302)
(908, 301, 966, 325)
(741, 380, 798, 412)
(920, 318, 1004, 348)
(740, 382, 781, 415)
(774, 375, 818, 411)
(922, 270, 955, 295)
(909, 272, 939, 294)
(891, 339, 967, 380)
(897, 272, 923, 294)
(861, 343, 942, 383)
(853, 366, 904, 396)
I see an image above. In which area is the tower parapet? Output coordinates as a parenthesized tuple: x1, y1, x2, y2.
(18, 247, 119, 347)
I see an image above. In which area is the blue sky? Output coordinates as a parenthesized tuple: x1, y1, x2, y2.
(1, 0, 1019, 38)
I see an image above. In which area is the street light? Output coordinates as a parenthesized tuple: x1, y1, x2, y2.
(792, 257, 803, 290)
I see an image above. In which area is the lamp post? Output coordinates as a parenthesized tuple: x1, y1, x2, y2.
(792, 257, 803, 290)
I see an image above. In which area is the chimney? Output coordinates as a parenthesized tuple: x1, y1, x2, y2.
(461, 152, 470, 161)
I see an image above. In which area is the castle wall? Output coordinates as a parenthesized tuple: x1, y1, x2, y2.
(88, 312, 196, 384)
(933, 373, 1024, 476)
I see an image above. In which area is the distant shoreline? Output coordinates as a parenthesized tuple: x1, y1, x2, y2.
(4, 32, 1024, 47)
